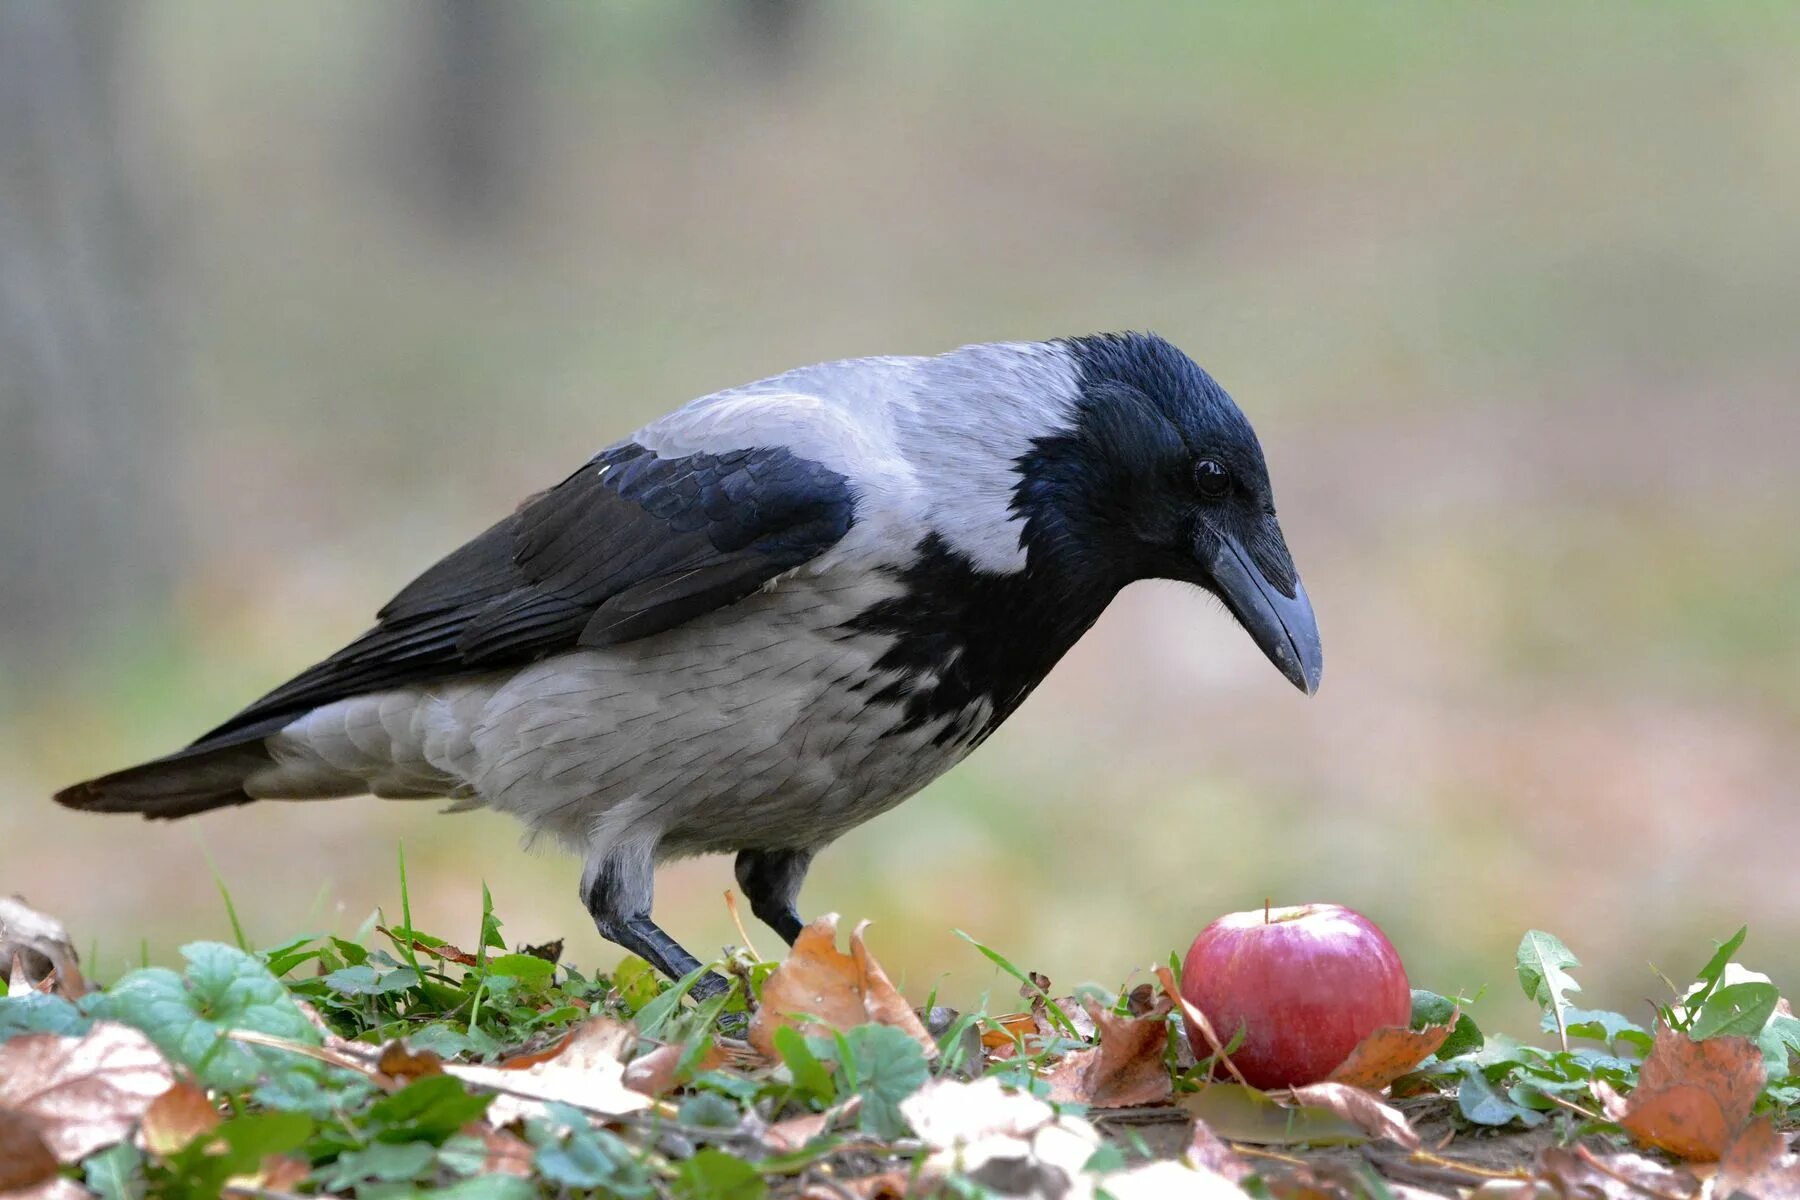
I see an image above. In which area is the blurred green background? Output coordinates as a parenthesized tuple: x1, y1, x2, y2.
(3, 2, 1797, 1037)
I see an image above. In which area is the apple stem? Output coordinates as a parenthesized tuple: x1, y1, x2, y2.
(1264, 898, 1271, 925)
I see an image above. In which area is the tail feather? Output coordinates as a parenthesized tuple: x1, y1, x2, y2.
(55, 734, 279, 821)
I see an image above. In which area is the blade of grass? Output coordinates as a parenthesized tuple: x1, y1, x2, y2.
(953, 929, 1079, 1039)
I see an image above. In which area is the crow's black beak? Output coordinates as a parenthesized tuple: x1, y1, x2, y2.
(1206, 533, 1323, 695)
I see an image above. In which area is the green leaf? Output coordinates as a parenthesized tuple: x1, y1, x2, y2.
(841, 1024, 931, 1140)
(100, 941, 321, 1089)
(0, 992, 92, 1040)
(1084, 1145, 1128, 1173)
(1456, 1063, 1546, 1128)
(82, 1142, 144, 1200)
(612, 956, 663, 1013)
(324, 964, 422, 996)
(1760, 1013, 1800, 1081)
(1689, 926, 1748, 1009)
(954, 929, 1079, 1039)
(1553, 1007, 1652, 1055)
(322, 1140, 438, 1189)
(676, 1148, 766, 1200)
(368, 1074, 494, 1142)
(773, 1024, 836, 1104)
(1516, 931, 1581, 1048)
(435, 1177, 537, 1200)
(485, 954, 557, 987)
(1411, 989, 1483, 1059)
(679, 1091, 742, 1128)
(211, 1111, 315, 1164)
(1690, 982, 1780, 1041)
(636, 962, 716, 1039)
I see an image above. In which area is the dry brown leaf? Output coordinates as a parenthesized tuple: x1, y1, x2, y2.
(1283, 1082, 1420, 1150)
(445, 1017, 652, 1119)
(621, 1040, 729, 1097)
(1186, 1118, 1253, 1181)
(376, 1040, 446, 1085)
(0, 897, 86, 999)
(1041, 995, 1174, 1109)
(1713, 1116, 1800, 1199)
(0, 1109, 59, 1191)
(1104, 1159, 1255, 1199)
(5, 1180, 91, 1200)
(1531, 1146, 1699, 1200)
(375, 926, 480, 968)
(1592, 1023, 1763, 1161)
(748, 914, 936, 1060)
(1325, 1017, 1454, 1091)
(140, 1081, 220, 1157)
(980, 1011, 1040, 1052)
(0, 1022, 174, 1163)
(456, 1122, 534, 1177)
(1155, 965, 1251, 1088)
(248, 1154, 310, 1190)
(765, 1099, 867, 1154)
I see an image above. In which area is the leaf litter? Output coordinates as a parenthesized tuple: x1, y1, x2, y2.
(0, 889, 1794, 1198)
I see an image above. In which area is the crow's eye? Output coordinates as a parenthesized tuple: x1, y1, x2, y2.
(1194, 458, 1230, 499)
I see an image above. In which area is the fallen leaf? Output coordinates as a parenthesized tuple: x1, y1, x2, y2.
(0, 896, 86, 998)
(259, 1155, 313, 1189)
(749, 914, 936, 1060)
(1103, 1159, 1254, 1199)
(461, 1122, 534, 1176)
(1041, 995, 1173, 1108)
(0, 1022, 174, 1162)
(0, 1110, 59, 1190)
(1284, 1082, 1420, 1150)
(1592, 1023, 1763, 1161)
(1326, 1017, 1455, 1091)
(1713, 1116, 1800, 1199)
(765, 1098, 871, 1154)
(1179, 1084, 1365, 1146)
(1156, 965, 1250, 1088)
(980, 1011, 1040, 1052)
(520, 939, 564, 964)
(1185, 1118, 1253, 1181)
(766, 1109, 832, 1153)
(5, 1180, 91, 1200)
(139, 1081, 220, 1156)
(376, 1040, 446, 1085)
(901, 1076, 1102, 1197)
(622, 1039, 729, 1097)
(1532, 1146, 1700, 1200)
(445, 1017, 652, 1120)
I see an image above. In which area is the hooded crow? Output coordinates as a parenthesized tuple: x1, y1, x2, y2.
(57, 333, 1321, 994)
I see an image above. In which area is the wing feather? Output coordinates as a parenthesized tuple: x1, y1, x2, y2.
(191, 441, 854, 748)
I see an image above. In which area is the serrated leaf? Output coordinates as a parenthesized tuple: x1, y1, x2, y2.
(99, 942, 320, 1090)
(1689, 982, 1780, 1041)
(0, 993, 92, 1041)
(842, 1023, 931, 1140)
(1516, 931, 1581, 1049)
(484, 954, 556, 987)
(1759, 1013, 1800, 1081)
(1552, 1007, 1652, 1055)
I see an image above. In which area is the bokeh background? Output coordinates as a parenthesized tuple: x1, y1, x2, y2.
(3, 2, 1797, 1037)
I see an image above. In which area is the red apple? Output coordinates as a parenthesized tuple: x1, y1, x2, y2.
(1180, 902, 1410, 1090)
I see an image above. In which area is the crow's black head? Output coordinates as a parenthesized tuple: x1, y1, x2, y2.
(1019, 332, 1323, 694)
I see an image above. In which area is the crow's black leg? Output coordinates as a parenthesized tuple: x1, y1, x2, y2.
(734, 847, 815, 947)
(582, 850, 729, 1001)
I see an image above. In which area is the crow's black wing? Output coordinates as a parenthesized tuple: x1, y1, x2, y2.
(194, 442, 855, 747)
